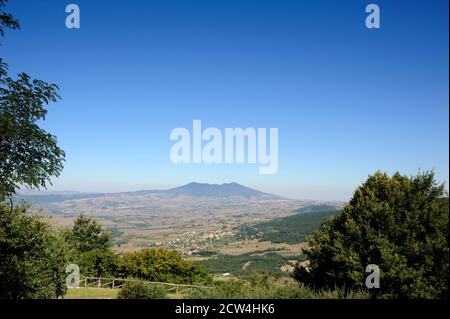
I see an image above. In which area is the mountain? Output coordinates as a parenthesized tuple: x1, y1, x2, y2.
(14, 183, 343, 231)
(166, 182, 283, 199)
(15, 182, 286, 209)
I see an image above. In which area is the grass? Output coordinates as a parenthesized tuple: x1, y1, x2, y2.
(64, 280, 370, 300)
(65, 287, 119, 299)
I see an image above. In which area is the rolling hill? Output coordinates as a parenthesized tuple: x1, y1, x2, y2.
(167, 182, 283, 199)
(14, 182, 299, 218)
(17, 182, 284, 205)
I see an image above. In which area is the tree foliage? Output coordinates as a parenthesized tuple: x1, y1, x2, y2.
(200, 251, 298, 278)
(117, 280, 167, 299)
(236, 210, 338, 244)
(295, 171, 449, 298)
(79, 248, 118, 278)
(117, 248, 212, 285)
(64, 215, 115, 279)
(0, 204, 73, 299)
(0, 0, 64, 202)
(0, 0, 19, 39)
(69, 214, 111, 254)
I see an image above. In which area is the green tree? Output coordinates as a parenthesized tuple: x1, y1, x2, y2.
(189, 274, 369, 299)
(0, 1, 19, 39)
(0, 0, 64, 203)
(65, 215, 117, 279)
(295, 171, 449, 298)
(116, 248, 212, 285)
(0, 204, 73, 299)
(79, 248, 118, 278)
(69, 214, 111, 254)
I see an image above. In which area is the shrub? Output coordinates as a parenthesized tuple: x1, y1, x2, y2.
(79, 248, 118, 278)
(117, 280, 167, 299)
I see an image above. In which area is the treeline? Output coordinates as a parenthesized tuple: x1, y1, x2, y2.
(1, 175, 448, 299)
(236, 210, 338, 244)
(67, 214, 210, 285)
(235, 171, 449, 299)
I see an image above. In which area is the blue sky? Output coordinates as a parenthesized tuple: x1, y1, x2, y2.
(2, 0, 448, 200)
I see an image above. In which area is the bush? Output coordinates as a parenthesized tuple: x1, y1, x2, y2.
(295, 171, 449, 299)
(189, 274, 368, 299)
(117, 280, 167, 299)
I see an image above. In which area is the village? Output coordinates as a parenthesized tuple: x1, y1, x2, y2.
(147, 224, 237, 256)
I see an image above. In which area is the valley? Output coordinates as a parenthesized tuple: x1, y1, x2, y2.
(18, 182, 343, 276)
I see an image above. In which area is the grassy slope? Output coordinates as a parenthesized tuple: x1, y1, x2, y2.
(65, 287, 189, 299)
(65, 288, 119, 299)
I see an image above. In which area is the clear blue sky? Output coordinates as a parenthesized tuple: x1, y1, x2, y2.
(2, 0, 448, 200)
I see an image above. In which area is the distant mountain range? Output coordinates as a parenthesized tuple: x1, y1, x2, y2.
(166, 182, 282, 199)
(15, 182, 343, 221)
(16, 182, 285, 206)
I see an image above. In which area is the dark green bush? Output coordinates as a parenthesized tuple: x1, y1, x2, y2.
(117, 280, 167, 299)
(295, 171, 449, 299)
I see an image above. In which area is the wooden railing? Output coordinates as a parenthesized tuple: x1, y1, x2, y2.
(78, 277, 210, 294)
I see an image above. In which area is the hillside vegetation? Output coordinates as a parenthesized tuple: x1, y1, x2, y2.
(200, 251, 302, 278)
(237, 210, 338, 244)
(201, 210, 337, 277)
(189, 275, 369, 299)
